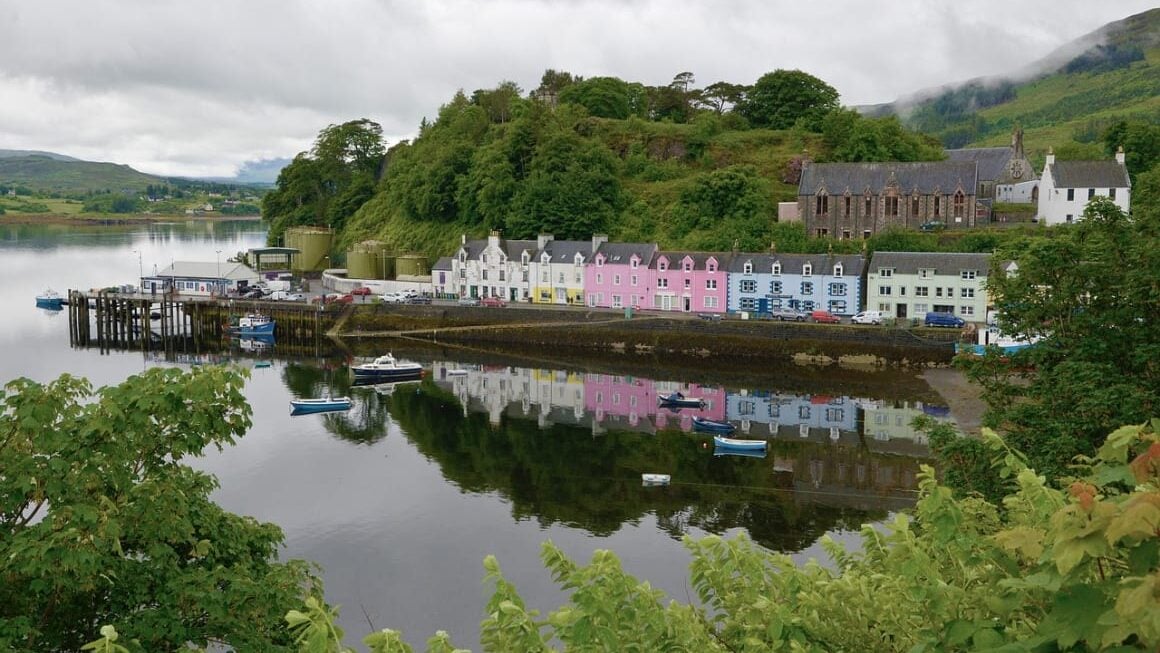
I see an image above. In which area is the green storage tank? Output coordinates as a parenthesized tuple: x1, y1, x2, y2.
(379, 254, 396, 280)
(346, 250, 378, 280)
(285, 227, 333, 272)
(395, 254, 430, 278)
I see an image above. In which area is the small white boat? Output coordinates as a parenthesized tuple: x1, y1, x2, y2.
(713, 435, 767, 451)
(641, 473, 671, 486)
(446, 369, 469, 376)
(289, 396, 353, 415)
(352, 353, 424, 382)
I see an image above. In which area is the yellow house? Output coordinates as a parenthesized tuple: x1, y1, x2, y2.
(530, 235, 602, 305)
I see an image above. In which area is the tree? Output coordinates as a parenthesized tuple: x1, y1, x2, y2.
(738, 69, 839, 130)
(0, 368, 314, 652)
(289, 422, 1160, 652)
(671, 165, 773, 250)
(557, 77, 639, 120)
(697, 81, 747, 115)
(1102, 119, 1160, 182)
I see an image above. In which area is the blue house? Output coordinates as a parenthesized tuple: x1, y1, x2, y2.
(726, 253, 865, 316)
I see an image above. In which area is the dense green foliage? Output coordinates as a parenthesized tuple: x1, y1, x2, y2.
(738, 69, 839, 130)
(955, 196, 1160, 480)
(0, 368, 314, 652)
(284, 422, 1160, 652)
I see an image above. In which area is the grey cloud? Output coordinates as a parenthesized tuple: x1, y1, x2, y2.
(0, 0, 1154, 176)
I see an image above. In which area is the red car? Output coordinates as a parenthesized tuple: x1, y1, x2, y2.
(350, 286, 372, 296)
(320, 293, 354, 305)
(480, 296, 507, 308)
(810, 309, 841, 324)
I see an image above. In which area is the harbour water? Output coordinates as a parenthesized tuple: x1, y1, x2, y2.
(1, 220, 954, 648)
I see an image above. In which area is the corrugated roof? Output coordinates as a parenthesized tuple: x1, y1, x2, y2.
(595, 242, 658, 265)
(945, 147, 1012, 182)
(799, 161, 978, 195)
(728, 253, 866, 276)
(155, 261, 259, 280)
(869, 251, 991, 276)
(1048, 161, 1130, 189)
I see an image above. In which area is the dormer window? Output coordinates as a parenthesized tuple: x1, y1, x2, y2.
(596, 257, 604, 267)
(521, 252, 529, 265)
(833, 264, 843, 278)
(683, 261, 692, 272)
(803, 263, 812, 277)
(772, 263, 781, 276)
(659, 260, 668, 272)
(743, 262, 753, 275)
(630, 258, 639, 269)
(459, 251, 467, 263)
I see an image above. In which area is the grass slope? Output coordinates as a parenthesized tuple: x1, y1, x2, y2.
(0, 155, 163, 193)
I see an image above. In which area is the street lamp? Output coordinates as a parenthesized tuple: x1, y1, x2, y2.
(131, 249, 143, 292)
(215, 250, 222, 296)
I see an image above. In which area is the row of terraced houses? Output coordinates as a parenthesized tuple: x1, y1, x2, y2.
(433, 232, 995, 323)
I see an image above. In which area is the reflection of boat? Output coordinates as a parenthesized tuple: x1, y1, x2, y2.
(254, 361, 272, 369)
(446, 369, 469, 376)
(712, 435, 767, 451)
(35, 289, 64, 309)
(713, 447, 767, 459)
(239, 335, 274, 352)
(693, 417, 736, 433)
(641, 473, 670, 486)
(658, 392, 704, 408)
(352, 353, 424, 382)
(290, 396, 352, 415)
(232, 313, 275, 336)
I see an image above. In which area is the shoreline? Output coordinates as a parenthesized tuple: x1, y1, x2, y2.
(921, 367, 985, 436)
(0, 213, 262, 225)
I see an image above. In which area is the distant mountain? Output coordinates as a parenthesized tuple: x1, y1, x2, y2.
(0, 149, 81, 162)
(193, 157, 290, 186)
(0, 154, 164, 193)
(873, 8, 1160, 151)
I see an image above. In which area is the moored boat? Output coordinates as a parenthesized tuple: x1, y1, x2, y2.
(693, 416, 736, 433)
(289, 396, 352, 415)
(712, 435, 767, 451)
(232, 313, 276, 336)
(352, 353, 424, 382)
(35, 289, 64, 310)
(658, 391, 705, 408)
(641, 473, 671, 486)
(712, 448, 767, 459)
(956, 325, 1041, 357)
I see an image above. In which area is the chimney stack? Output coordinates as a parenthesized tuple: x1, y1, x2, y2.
(591, 234, 608, 253)
(1116, 145, 1125, 165)
(1044, 147, 1055, 167)
(537, 233, 554, 251)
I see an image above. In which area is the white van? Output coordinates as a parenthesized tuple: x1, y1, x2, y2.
(851, 310, 885, 325)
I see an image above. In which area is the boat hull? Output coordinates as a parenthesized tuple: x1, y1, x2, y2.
(289, 397, 352, 415)
(712, 435, 767, 451)
(658, 393, 704, 408)
(36, 298, 64, 310)
(235, 321, 276, 336)
(352, 368, 424, 382)
(693, 417, 736, 434)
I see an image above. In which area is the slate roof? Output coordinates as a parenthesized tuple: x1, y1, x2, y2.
(457, 238, 538, 261)
(650, 252, 733, 271)
(727, 253, 866, 276)
(595, 242, 658, 266)
(799, 161, 978, 195)
(869, 252, 991, 276)
(945, 147, 1014, 182)
(538, 240, 594, 263)
(1048, 161, 1130, 189)
(432, 256, 453, 271)
(458, 239, 488, 260)
(155, 261, 259, 280)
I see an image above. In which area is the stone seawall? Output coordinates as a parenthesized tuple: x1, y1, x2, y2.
(343, 304, 958, 366)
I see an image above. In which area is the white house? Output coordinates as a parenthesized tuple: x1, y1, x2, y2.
(1037, 147, 1131, 225)
(865, 252, 991, 323)
(145, 261, 260, 296)
(530, 235, 601, 305)
(450, 232, 538, 302)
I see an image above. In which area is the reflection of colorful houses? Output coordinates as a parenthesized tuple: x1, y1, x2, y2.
(652, 381, 726, 432)
(726, 391, 858, 441)
(860, 400, 955, 445)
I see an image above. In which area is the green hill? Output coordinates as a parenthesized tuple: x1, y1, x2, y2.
(0, 154, 165, 193)
(892, 8, 1160, 158)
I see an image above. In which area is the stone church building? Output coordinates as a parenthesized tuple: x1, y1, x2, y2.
(946, 128, 1039, 204)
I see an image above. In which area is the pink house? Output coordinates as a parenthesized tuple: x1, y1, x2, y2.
(585, 374, 727, 433)
(648, 252, 732, 313)
(585, 241, 657, 309)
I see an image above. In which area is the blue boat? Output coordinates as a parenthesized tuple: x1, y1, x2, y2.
(232, 313, 276, 336)
(692, 416, 736, 433)
(658, 392, 705, 408)
(289, 396, 352, 415)
(713, 447, 767, 459)
(712, 435, 767, 452)
(35, 289, 64, 310)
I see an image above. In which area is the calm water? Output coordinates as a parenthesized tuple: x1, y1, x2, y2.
(0, 221, 952, 648)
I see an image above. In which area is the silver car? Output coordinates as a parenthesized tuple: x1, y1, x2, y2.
(768, 307, 808, 321)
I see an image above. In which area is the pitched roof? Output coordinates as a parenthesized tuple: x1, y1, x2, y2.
(799, 161, 978, 196)
(727, 253, 865, 276)
(650, 251, 733, 270)
(155, 261, 259, 280)
(458, 239, 488, 259)
(538, 240, 593, 263)
(869, 251, 991, 276)
(945, 147, 1013, 182)
(432, 256, 453, 271)
(595, 242, 658, 266)
(1048, 161, 1130, 189)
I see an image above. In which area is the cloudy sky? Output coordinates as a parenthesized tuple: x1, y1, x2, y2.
(1, 0, 1155, 178)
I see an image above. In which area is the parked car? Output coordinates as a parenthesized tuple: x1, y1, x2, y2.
(851, 310, 885, 325)
(284, 292, 306, 302)
(380, 292, 409, 304)
(810, 310, 841, 324)
(481, 296, 507, 308)
(267, 290, 291, 301)
(241, 287, 266, 299)
(924, 311, 966, 328)
(457, 296, 481, 307)
(768, 307, 808, 322)
(322, 293, 354, 305)
(350, 286, 373, 296)
(406, 295, 432, 304)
